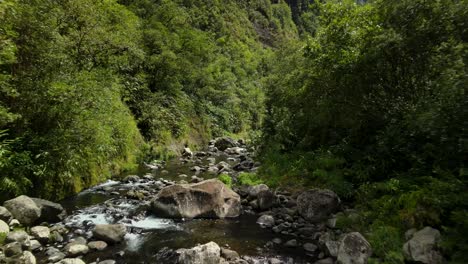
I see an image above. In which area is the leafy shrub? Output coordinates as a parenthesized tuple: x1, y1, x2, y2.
(218, 174, 232, 188)
(237, 172, 263, 186)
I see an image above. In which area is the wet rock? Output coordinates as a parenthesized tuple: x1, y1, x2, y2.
(297, 189, 340, 223)
(31, 197, 66, 223)
(93, 224, 126, 244)
(303, 243, 318, 253)
(403, 227, 443, 264)
(6, 230, 30, 249)
(256, 215, 275, 228)
(176, 241, 221, 264)
(88, 241, 108, 251)
(0, 219, 9, 235)
(214, 137, 238, 151)
(272, 238, 282, 245)
(337, 232, 372, 264)
(30, 226, 50, 243)
(0, 206, 12, 222)
(3, 195, 41, 226)
(221, 247, 240, 260)
(284, 239, 298, 248)
(151, 179, 241, 219)
(4, 242, 23, 257)
(59, 258, 86, 264)
(217, 161, 230, 171)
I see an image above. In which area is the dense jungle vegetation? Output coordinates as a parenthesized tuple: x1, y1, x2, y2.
(0, 0, 466, 263)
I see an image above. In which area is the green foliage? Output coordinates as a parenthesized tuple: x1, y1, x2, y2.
(0, 232, 6, 245)
(261, 0, 467, 262)
(368, 224, 405, 264)
(217, 173, 232, 188)
(237, 172, 263, 186)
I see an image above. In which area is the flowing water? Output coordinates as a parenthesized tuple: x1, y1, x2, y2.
(55, 154, 309, 263)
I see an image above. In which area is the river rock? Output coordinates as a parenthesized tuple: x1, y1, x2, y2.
(319, 232, 340, 257)
(297, 189, 340, 222)
(176, 241, 221, 264)
(248, 184, 269, 198)
(0, 206, 13, 222)
(88, 241, 108, 251)
(225, 147, 246, 155)
(31, 197, 66, 223)
(3, 195, 41, 226)
(6, 230, 30, 248)
(256, 215, 275, 228)
(30, 226, 50, 243)
(221, 248, 239, 260)
(304, 243, 318, 253)
(284, 239, 298, 248)
(48, 252, 66, 262)
(29, 240, 41, 251)
(214, 137, 238, 151)
(93, 224, 126, 244)
(0, 219, 9, 235)
(59, 258, 86, 264)
(151, 179, 240, 219)
(403, 227, 443, 264)
(4, 242, 23, 257)
(65, 243, 89, 257)
(22, 251, 36, 264)
(337, 232, 372, 264)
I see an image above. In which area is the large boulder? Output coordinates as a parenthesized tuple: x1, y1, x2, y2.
(403, 227, 443, 264)
(337, 232, 372, 264)
(3, 195, 41, 226)
(151, 179, 240, 219)
(176, 241, 221, 264)
(214, 137, 238, 151)
(92, 224, 126, 244)
(31, 198, 65, 223)
(297, 189, 340, 222)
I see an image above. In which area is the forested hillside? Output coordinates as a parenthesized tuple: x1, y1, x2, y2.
(0, 0, 297, 200)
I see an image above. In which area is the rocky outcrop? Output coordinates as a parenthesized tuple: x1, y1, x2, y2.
(403, 227, 443, 264)
(297, 189, 340, 222)
(92, 224, 127, 244)
(176, 241, 222, 264)
(3, 196, 41, 226)
(337, 232, 372, 264)
(151, 179, 240, 219)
